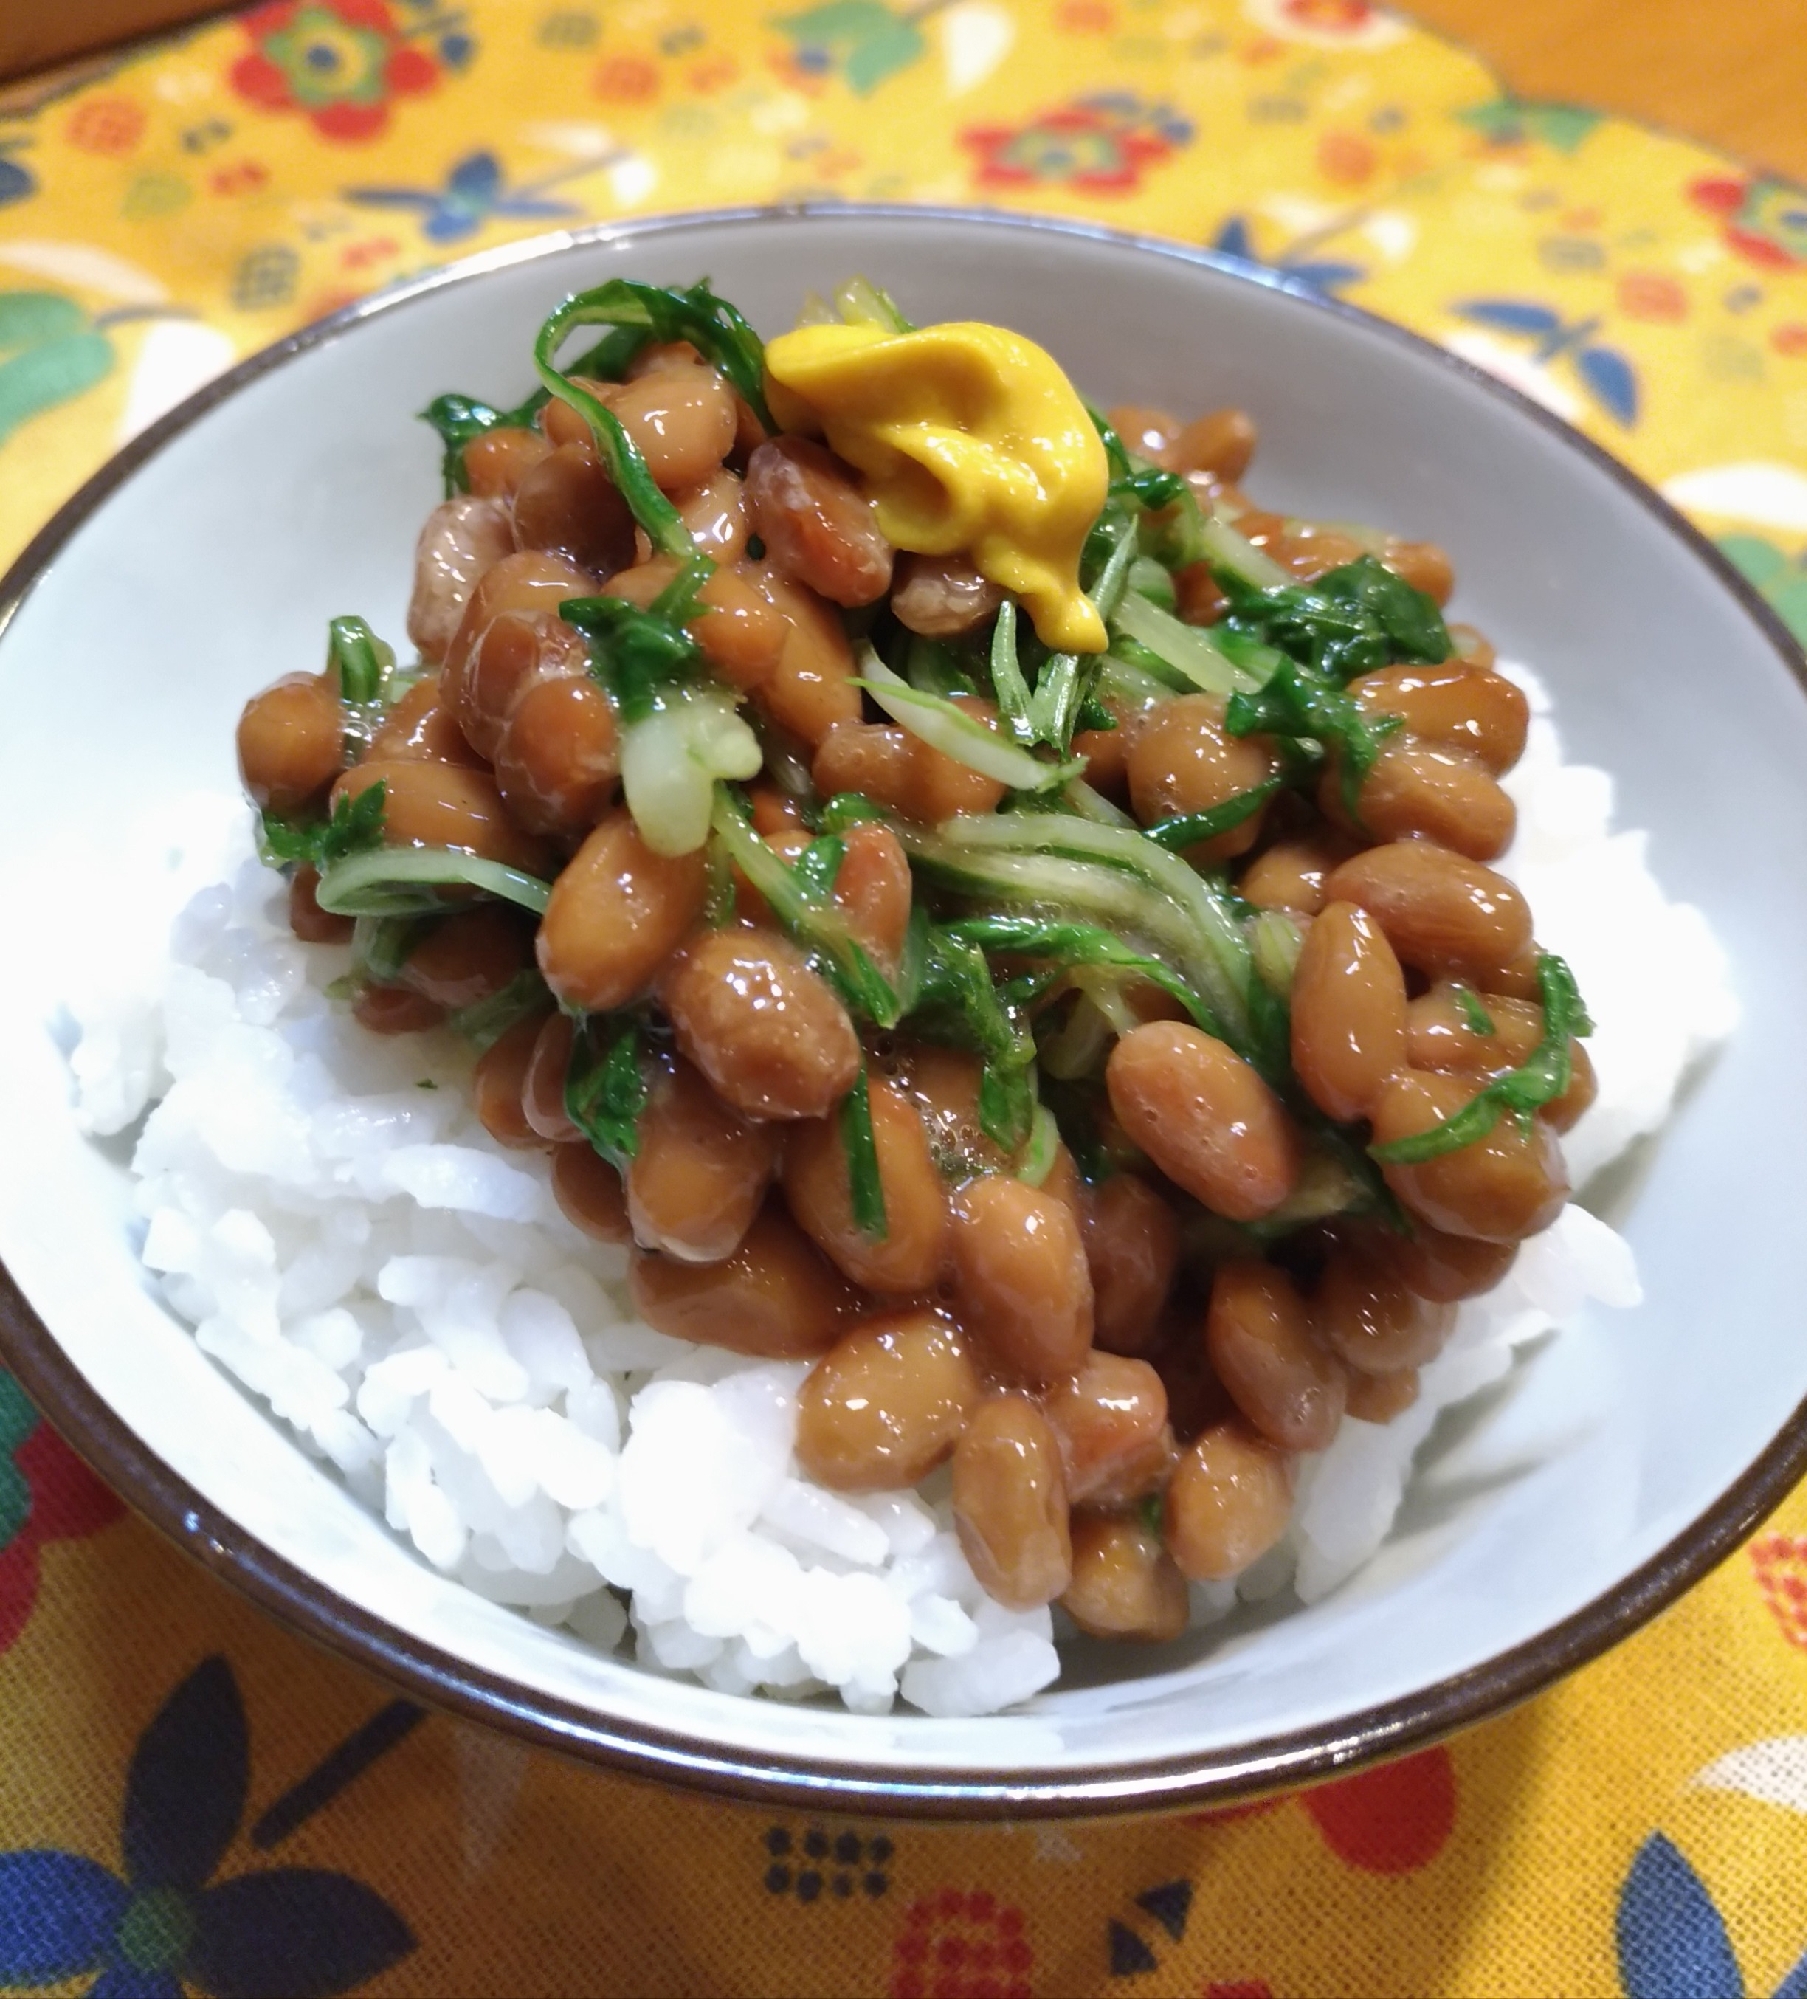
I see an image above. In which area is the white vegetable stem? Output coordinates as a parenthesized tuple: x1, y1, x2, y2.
(855, 647, 1077, 793)
(1110, 590, 1267, 697)
(620, 690, 762, 856)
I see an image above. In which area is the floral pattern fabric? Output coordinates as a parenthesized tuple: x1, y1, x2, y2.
(2, 4, 1807, 1993)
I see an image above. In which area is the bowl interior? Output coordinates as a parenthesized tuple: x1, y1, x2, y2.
(0, 208, 1803, 1809)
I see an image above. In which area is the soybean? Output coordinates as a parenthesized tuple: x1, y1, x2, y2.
(745, 435, 894, 607)
(626, 1057, 780, 1263)
(1042, 1353, 1174, 1507)
(1289, 900, 1407, 1123)
(1370, 1069, 1570, 1242)
(629, 1200, 856, 1357)
(1107, 1023, 1301, 1222)
(1314, 1244, 1455, 1375)
(660, 926, 861, 1121)
(783, 1075, 948, 1293)
(536, 807, 709, 1012)
(1207, 1258, 1347, 1452)
(1061, 1512, 1190, 1643)
(237, 674, 343, 814)
(795, 1310, 979, 1491)
(947, 1176, 1094, 1385)
(951, 1396, 1073, 1610)
(1164, 1421, 1294, 1581)
(1083, 1174, 1180, 1357)
(1322, 840, 1533, 983)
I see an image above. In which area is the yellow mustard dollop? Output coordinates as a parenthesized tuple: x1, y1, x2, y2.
(762, 319, 1109, 654)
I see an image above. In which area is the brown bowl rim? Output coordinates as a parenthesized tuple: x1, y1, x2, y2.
(1, 202, 1802, 1820)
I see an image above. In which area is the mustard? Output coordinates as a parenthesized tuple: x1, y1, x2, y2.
(763, 319, 1109, 654)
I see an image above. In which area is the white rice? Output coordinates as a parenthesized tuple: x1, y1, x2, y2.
(64, 660, 1734, 1714)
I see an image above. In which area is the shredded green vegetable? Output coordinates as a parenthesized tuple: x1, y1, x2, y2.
(939, 913, 1217, 1032)
(350, 913, 427, 985)
(1110, 589, 1269, 698)
(839, 1066, 888, 1239)
(1454, 983, 1496, 1037)
(313, 842, 553, 918)
(448, 971, 551, 1052)
(1225, 656, 1402, 819)
(1370, 954, 1592, 1165)
(1215, 554, 1451, 683)
(855, 648, 1080, 794)
(327, 614, 388, 706)
(261, 782, 386, 875)
(709, 788, 905, 1027)
(564, 1017, 649, 1172)
(1143, 779, 1284, 852)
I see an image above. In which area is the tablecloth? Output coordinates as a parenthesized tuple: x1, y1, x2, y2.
(4, 4, 1807, 1994)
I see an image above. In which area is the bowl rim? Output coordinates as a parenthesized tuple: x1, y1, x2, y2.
(2, 200, 1804, 1819)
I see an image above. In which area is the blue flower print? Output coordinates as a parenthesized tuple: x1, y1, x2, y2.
(1617, 1832, 1807, 1999)
(0, 1656, 413, 1997)
(342, 147, 584, 242)
(1449, 297, 1640, 425)
(1211, 216, 1365, 297)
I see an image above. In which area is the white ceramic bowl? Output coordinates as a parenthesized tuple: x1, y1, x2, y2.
(1, 207, 1803, 1817)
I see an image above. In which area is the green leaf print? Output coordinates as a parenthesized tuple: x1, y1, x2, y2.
(1717, 532, 1807, 646)
(1456, 95, 1603, 154)
(772, 1, 928, 94)
(0, 291, 84, 350)
(0, 329, 114, 450)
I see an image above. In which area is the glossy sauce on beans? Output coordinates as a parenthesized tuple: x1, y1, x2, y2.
(1288, 900, 1407, 1123)
(783, 1075, 947, 1293)
(626, 1057, 779, 1263)
(1206, 1259, 1346, 1452)
(237, 674, 344, 814)
(1107, 1023, 1301, 1222)
(1061, 1512, 1190, 1642)
(795, 1310, 979, 1491)
(1042, 1354, 1173, 1506)
(1164, 1421, 1294, 1582)
(333, 760, 554, 877)
(398, 905, 534, 1009)
(537, 809, 709, 1014)
(630, 1200, 856, 1357)
(1349, 663, 1529, 776)
(951, 1396, 1073, 1610)
(745, 435, 894, 607)
(1126, 694, 1277, 862)
(1322, 841, 1533, 982)
(1314, 1244, 1454, 1375)
(1370, 1069, 1570, 1242)
(947, 1176, 1094, 1385)
(660, 926, 861, 1122)
(1083, 1175, 1179, 1356)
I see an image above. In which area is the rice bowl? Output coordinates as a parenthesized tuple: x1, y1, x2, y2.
(0, 207, 1800, 1812)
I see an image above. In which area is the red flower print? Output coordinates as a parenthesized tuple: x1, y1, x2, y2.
(1317, 130, 1376, 185)
(209, 159, 272, 196)
(1618, 271, 1688, 322)
(66, 97, 147, 156)
(229, 0, 440, 144)
(592, 53, 661, 103)
(892, 1888, 1032, 1999)
(962, 94, 1193, 195)
(1301, 1746, 1457, 1873)
(1690, 174, 1807, 272)
(1185, 1745, 1458, 1874)
(0, 1379, 123, 1654)
(1751, 1532, 1807, 1646)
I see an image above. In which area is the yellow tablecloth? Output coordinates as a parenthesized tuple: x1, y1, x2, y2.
(4, 5, 1807, 1994)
